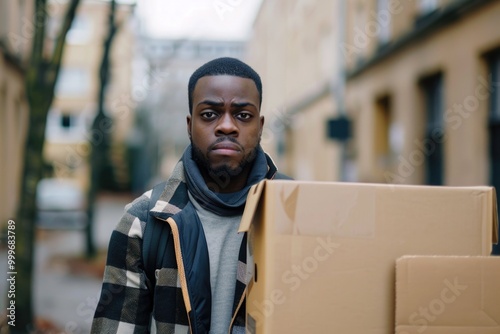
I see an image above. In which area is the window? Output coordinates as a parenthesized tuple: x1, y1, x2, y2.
(487, 50, 500, 254)
(66, 14, 92, 44)
(46, 109, 88, 143)
(489, 52, 500, 121)
(55, 67, 90, 97)
(374, 95, 392, 168)
(377, 0, 391, 44)
(60, 114, 73, 129)
(420, 73, 444, 185)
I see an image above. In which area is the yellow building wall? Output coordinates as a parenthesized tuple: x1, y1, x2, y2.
(0, 1, 34, 224)
(0, 57, 29, 223)
(345, 1, 500, 185)
(286, 96, 339, 181)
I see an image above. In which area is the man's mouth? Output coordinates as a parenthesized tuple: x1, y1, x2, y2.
(210, 140, 242, 155)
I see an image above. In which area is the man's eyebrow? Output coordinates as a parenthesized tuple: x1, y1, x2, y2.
(196, 100, 258, 109)
(197, 100, 224, 107)
(231, 101, 257, 109)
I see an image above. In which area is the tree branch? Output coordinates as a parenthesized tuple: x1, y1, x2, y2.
(47, 0, 81, 84)
(98, 0, 119, 113)
(27, 0, 47, 90)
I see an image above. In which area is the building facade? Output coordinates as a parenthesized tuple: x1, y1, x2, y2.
(0, 0, 34, 224)
(247, 0, 500, 191)
(344, 0, 500, 187)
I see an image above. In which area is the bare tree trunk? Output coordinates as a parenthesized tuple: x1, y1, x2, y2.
(85, 0, 119, 258)
(13, 0, 80, 332)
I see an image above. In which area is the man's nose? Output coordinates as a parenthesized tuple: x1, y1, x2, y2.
(215, 113, 238, 136)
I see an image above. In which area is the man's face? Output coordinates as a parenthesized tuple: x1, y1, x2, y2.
(187, 75, 264, 186)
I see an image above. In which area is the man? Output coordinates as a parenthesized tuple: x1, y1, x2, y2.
(92, 57, 290, 333)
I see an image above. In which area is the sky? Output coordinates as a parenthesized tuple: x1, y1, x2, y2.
(136, 0, 264, 40)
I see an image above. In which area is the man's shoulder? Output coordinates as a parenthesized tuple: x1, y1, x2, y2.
(123, 192, 151, 220)
(126, 181, 168, 211)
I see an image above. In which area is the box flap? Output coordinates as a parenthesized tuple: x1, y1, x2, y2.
(239, 180, 267, 232)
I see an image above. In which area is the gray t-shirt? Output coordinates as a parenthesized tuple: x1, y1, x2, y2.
(188, 192, 243, 334)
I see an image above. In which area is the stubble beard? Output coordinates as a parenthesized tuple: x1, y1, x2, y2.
(191, 137, 260, 188)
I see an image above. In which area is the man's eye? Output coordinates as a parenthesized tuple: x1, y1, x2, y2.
(237, 112, 252, 120)
(201, 112, 217, 119)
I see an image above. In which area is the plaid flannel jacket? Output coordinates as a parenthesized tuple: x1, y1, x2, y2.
(91, 155, 286, 333)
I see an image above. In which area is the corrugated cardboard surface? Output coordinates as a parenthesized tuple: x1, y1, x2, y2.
(395, 256, 500, 334)
(240, 180, 498, 334)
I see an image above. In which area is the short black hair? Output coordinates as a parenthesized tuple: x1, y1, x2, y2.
(188, 57, 262, 114)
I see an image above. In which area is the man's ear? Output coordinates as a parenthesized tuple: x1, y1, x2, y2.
(186, 115, 192, 139)
(259, 115, 265, 136)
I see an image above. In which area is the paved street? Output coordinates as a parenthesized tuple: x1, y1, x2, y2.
(1, 193, 133, 333)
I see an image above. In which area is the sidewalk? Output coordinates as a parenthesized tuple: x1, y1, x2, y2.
(1, 193, 133, 333)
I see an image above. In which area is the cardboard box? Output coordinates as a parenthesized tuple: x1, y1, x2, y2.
(395, 256, 500, 334)
(239, 180, 498, 334)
